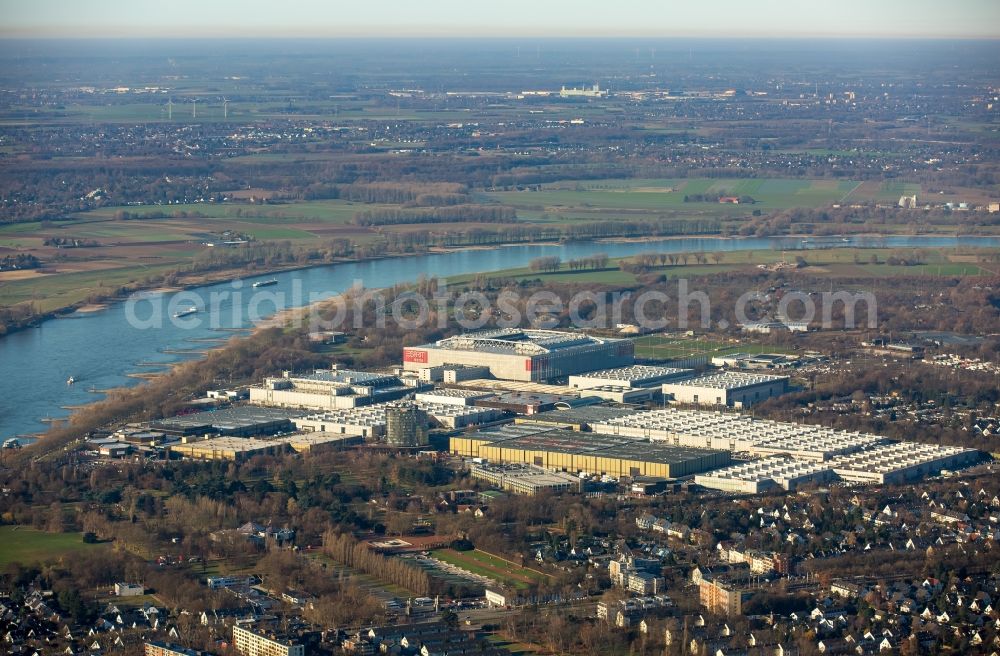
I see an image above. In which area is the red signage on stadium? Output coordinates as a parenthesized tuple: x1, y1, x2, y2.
(403, 349, 428, 363)
(526, 356, 548, 371)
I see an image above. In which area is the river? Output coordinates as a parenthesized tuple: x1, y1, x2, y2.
(1, 234, 995, 440)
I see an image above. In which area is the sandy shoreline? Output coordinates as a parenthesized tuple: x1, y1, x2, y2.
(74, 303, 110, 313)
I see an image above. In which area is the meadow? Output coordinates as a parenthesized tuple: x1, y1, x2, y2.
(485, 177, 912, 215)
(0, 526, 105, 567)
(0, 263, 184, 312)
(447, 246, 998, 291)
(77, 198, 373, 225)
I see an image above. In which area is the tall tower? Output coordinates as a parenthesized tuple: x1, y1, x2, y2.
(385, 403, 429, 447)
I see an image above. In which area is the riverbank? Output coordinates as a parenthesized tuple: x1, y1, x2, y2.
(0, 261, 321, 338)
(1, 236, 600, 337)
(5, 233, 999, 439)
(4, 230, 993, 338)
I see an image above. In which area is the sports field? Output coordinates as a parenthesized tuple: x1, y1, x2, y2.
(632, 335, 796, 361)
(0, 526, 105, 567)
(430, 549, 550, 590)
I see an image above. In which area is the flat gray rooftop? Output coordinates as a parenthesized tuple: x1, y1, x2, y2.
(522, 406, 640, 426)
(153, 406, 307, 430)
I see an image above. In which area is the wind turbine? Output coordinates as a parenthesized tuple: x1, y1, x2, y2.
(191, 98, 198, 119)
(222, 97, 230, 120)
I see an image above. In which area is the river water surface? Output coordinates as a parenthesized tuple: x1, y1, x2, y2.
(2, 234, 995, 439)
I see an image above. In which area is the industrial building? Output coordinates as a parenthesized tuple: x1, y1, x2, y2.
(169, 431, 361, 461)
(455, 378, 578, 396)
(413, 363, 491, 383)
(515, 406, 637, 431)
(747, 432, 889, 461)
(150, 407, 306, 438)
(661, 371, 790, 408)
(278, 432, 362, 454)
(294, 399, 504, 440)
(294, 406, 390, 440)
(568, 365, 692, 390)
(473, 391, 577, 415)
(568, 384, 660, 404)
(470, 463, 582, 495)
(402, 328, 634, 382)
(421, 402, 505, 429)
(451, 426, 730, 479)
(694, 443, 981, 492)
(694, 457, 835, 493)
(559, 83, 607, 98)
(413, 388, 495, 406)
(249, 367, 418, 411)
(592, 408, 886, 460)
(829, 442, 980, 485)
(169, 437, 290, 462)
(711, 353, 796, 370)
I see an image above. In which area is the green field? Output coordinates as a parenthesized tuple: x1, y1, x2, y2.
(484, 177, 943, 225)
(444, 246, 999, 291)
(859, 262, 990, 277)
(0, 526, 105, 567)
(0, 263, 181, 312)
(431, 549, 550, 590)
(77, 198, 371, 225)
(486, 177, 866, 214)
(632, 335, 796, 361)
(873, 181, 922, 203)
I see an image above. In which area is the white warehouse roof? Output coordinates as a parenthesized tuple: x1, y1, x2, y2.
(695, 456, 833, 492)
(664, 371, 789, 391)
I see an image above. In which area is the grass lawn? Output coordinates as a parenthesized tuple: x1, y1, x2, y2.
(487, 635, 543, 655)
(859, 262, 989, 277)
(632, 335, 795, 361)
(0, 526, 105, 567)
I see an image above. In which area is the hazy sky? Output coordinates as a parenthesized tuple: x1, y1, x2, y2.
(2, 0, 999, 39)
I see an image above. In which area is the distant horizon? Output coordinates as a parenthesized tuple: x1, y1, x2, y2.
(3, 0, 999, 40)
(2, 35, 1000, 41)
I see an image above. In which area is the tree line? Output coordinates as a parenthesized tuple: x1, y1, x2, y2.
(529, 256, 562, 273)
(322, 530, 435, 596)
(0, 253, 41, 270)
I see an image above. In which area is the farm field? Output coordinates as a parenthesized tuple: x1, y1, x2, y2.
(430, 549, 551, 590)
(0, 262, 183, 312)
(3, 178, 995, 318)
(0, 526, 105, 567)
(857, 262, 993, 277)
(9, 97, 613, 127)
(77, 198, 374, 225)
(447, 246, 1000, 290)
(485, 177, 868, 214)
